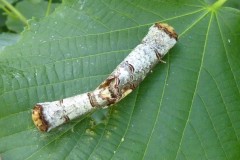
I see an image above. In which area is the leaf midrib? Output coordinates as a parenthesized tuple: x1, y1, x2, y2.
(174, 11, 214, 160)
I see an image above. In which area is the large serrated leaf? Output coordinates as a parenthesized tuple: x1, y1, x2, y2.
(0, 0, 240, 159)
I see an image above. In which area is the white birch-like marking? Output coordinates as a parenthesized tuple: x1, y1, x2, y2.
(32, 23, 178, 132)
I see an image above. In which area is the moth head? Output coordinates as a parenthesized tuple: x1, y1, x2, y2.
(32, 105, 49, 132)
(154, 22, 178, 41)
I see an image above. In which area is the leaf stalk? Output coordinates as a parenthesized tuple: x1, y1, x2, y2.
(211, 0, 227, 11)
(0, 0, 28, 25)
(45, 0, 52, 16)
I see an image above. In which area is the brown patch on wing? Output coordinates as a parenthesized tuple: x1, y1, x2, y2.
(98, 77, 114, 89)
(63, 115, 70, 122)
(32, 105, 49, 132)
(87, 92, 100, 107)
(126, 61, 135, 73)
(155, 22, 178, 40)
(154, 49, 162, 61)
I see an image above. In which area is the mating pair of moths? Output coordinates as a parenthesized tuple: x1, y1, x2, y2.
(32, 23, 178, 132)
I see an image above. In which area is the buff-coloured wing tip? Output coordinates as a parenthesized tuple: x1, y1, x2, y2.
(32, 105, 49, 132)
(155, 22, 178, 41)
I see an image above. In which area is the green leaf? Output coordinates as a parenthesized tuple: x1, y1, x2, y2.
(225, 0, 240, 9)
(0, 0, 18, 5)
(0, 9, 7, 29)
(5, 0, 60, 33)
(0, 0, 240, 159)
(0, 33, 19, 51)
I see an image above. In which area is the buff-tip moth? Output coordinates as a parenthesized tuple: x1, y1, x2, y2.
(32, 23, 178, 132)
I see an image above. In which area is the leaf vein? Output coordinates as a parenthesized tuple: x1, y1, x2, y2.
(174, 12, 213, 160)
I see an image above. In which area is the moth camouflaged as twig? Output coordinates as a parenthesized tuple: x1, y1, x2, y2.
(32, 22, 178, 132)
